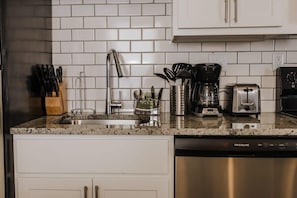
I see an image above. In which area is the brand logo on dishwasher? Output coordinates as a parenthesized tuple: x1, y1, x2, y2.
(234, 143, 250, 147)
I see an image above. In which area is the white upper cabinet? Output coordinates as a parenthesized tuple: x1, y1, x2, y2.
(229, 0, 282, 27)
(173, 0, 297, 41)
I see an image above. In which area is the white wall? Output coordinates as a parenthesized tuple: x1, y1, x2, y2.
(52, 0, 297, 113)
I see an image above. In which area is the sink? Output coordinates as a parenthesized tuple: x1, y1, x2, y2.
(53, 114, 148, 126)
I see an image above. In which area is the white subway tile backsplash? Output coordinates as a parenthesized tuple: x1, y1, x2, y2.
(143, 4, 165, 16)
(72, 53, 95, 64)
(60, 0, 82, 4)
(142, 53, 165, 64)
(238, 52, 261, 63)
(155, 41, 177, 52)
(226, 42, 250, 51)
(261, 101, 275, 112)
(72, 29, 94, 40)
(52, 5, 71, 17)
(261, 88, 274, 100)
(72, 5, 94, 16)
(62, 65, 84, 76)
(143, 29, 165, 40)
(142, 77, 166, 88)
(262, 76, 276, 88)
(52, 0, 297, 112)
(251, 40, 274, 51)
(61, 17, 83, 29)
(84, 41, 106, 52)
(95, 29, 118, 40)
(287, 52, 297, 63)
(84, 17, 106, 28)
(250, 64, 273, 76)
(53, 30, 72, 41)
(237, 76, 261, 85)
(84, 0, 106, 4)
(52, 42, 61, 53)
(178, 43, 202, 52)
(119, 29, 141, 40)
(166, 53, 189, 64)
(119, 77, 141, 88)
(95, 5, 118, 16)
(121, 53, 141, 64)
(131, 17, 154, 28)
(131, 65, 154, 76)
(154, 16, 171, 27)
(131, 41, 154, 52)
(61, 41, 84, 53)
(275, 39, 297, 51)
(202, 42, 225, 52)
(53, 54, 72, 65)
(189, 53, 209, 63)
(52, 18, 60, 29)
(107, 41, 130, 52)
(119, 4, 141, 16)
(108, 17, 130, 28)
(224, 64, 249, 76)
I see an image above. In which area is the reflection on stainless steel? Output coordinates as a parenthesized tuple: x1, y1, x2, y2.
(175, 157, 297, 198)
(71, 119, 141, 125)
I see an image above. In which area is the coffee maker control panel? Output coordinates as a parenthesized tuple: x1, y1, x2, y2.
(286, 71, 297, 88)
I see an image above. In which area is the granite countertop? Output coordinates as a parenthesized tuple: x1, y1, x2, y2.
(10, 113, 297, 136)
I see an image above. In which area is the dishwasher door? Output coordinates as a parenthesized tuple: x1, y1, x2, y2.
(176, 156, 297, 198)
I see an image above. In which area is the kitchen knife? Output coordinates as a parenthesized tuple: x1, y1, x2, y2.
(56, 66, 63, 83)
(157, 88, 163, 107)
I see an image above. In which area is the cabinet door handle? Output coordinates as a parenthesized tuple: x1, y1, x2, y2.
(95, 185, 99, 198)
(224, 0, 229, 23)
(84, 186, 88, 198)
(234, 0, 238, 22)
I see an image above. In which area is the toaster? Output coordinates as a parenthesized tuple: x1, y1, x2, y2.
(226, 84, 261, 115)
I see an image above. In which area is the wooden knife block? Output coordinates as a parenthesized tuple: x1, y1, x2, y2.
(45, 82, 68, 115)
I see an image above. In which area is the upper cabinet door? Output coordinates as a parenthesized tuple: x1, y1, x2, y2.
(230, 0, 283, 27)
(176, 0, 229, 28)
(175, 0, 282, 29)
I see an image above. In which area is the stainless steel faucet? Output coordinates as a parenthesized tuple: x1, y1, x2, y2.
(106, 49, 123, 115)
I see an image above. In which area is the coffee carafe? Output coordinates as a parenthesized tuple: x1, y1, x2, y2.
(191, 63, 222, 117)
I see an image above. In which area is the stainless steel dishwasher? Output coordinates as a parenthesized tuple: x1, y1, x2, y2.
(175, 136, 297, 198)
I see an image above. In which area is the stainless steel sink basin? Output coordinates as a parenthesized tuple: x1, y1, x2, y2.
(53, 114, 148, 126)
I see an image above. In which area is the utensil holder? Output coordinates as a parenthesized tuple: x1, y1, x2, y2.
(170, 85, 190, 116)
(45, 82, 67, 115)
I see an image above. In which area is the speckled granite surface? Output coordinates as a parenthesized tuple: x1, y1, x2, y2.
(10, 113, 297, 136)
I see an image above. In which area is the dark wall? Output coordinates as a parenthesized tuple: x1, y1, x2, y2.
(1, 0, 52, 197)
(2, 0, 52, 127)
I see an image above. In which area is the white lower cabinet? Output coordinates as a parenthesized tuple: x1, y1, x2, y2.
(14, 135, 174, 198)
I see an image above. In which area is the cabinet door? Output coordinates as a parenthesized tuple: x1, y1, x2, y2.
(230, 0, 282, 27)
(176, 0, 228, 28)
(93, 177, 169, 198)
(16, 178, 92, 198)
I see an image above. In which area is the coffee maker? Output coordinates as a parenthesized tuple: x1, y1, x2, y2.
(276, 67, 297, 117)
(191, 63, 222, 117)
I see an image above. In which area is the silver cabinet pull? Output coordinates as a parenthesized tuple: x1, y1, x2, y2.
(95, 185, 99, 198)
(84, 186, 88, 198)
(234, 0, 238, 22)
(224, 0, 229, 23)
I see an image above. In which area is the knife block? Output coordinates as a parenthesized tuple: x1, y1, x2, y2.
(45, 82, 67, 115)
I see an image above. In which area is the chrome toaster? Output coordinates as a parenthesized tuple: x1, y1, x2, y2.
(226, 84, 261, 115)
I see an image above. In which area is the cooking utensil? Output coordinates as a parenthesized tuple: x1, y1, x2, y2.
(56, 66, 63, 83)
(172, 63, 192, 75)
(154, 73, 169, 83)
(163, 68, 176, 82)
(151, 86, 155, 99)
(157, 88, 163, 106)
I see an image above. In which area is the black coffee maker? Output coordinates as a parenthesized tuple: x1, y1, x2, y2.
(191, 63, 222, 117)
(276, 67, 297, 117)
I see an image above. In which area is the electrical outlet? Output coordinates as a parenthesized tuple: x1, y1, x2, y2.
(273, 53, 284, 70)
